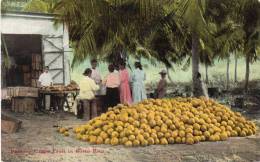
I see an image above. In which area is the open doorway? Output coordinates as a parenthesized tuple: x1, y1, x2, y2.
(1, 34, 43, 87)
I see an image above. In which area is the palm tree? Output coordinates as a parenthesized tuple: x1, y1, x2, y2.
(240, 0, 260, 92)
(23, 0, 58, 13)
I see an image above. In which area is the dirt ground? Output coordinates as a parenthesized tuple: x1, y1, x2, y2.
(2, 107, 260, 162)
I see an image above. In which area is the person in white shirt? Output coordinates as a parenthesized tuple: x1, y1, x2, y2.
(38, 66, 53, 111)
(90, 59, 102, 85)
(75, 68, 100, 120)
(38, 66, 53, 86)
(90, 59, 102, 96)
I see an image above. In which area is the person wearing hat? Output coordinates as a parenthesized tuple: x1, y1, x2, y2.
(75, 68, 99, 120)
(155, 69, 168, 98)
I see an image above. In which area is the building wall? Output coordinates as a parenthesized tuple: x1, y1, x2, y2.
(1, 12, 71, 85)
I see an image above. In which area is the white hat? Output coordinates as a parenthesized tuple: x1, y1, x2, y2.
(159, 69, 167, 74)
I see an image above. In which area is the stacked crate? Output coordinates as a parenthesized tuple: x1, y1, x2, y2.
(31, 54, 42, 87)
(7, 87, 39, 113)
(20, 65, 31, 86)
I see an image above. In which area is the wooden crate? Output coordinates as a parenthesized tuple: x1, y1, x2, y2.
(32, 54, 42, 70)
(7, 87, 38, 97)
(1, 114, 22, 133)
(11, 97, 36, 113)
(31, 79, 41, 87)
(23, 73, 31, 86)
(21, 65, 30, 72)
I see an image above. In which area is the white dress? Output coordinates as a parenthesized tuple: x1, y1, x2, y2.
(131, 69, 147, 103)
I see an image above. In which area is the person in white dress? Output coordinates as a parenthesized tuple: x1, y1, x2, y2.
(131, 62, 147, 103)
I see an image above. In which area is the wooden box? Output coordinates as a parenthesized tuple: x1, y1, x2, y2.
(7, 87, 39, 97)
(11, 97, 36, 113)
(1, 114, 22, 133)
(23, 73, 31, 86)
(21, 65, 30, 72)
(31, 79, 41, 87)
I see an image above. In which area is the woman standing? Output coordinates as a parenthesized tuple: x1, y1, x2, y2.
(119, 61, 132, 104)
(102, 64, 120, 111)
(131, 62, 147, 103)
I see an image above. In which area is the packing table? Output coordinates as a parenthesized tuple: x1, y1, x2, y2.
(38, 89, 79, 112)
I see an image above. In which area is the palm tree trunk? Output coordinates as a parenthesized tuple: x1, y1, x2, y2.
(244, 54, 250, 93)
(192, 32, 202, 97)
(205, 63, 209, 84)
(226, 56, 230, 90)
(234, 53, 238, 83)
(166, 67, 174, 83)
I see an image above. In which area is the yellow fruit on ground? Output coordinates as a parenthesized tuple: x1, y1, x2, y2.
(200, 125, 207, 132)
(193, 123, 200, 130)
(186, 133, 193, 138)
(179, 130, 185, 137)
(63, 131, 69, 136)
(129, 135, 136, 141)
(231, 130, 238, 137)
(157, 132, 164, 138)
(147, 137, 155, 145)
(168, 137, 175, 144)
(59, 127, 67, 133)
(89, 135, 97, 144)
(65, 98, 256, 146)
(111, 137, 119, 145)
(186, 137, 194, 145)
(116, 126, 124, 132)
(96, 136, 103, 144)
(121, 137, 128, 144)
(100, 131, 108, 139)
(111, 131, 119, 138)
(160, 138, 168, 145)
(143, 132, 150, 138)
(141, 140, 149, 146)
(181, 137, 186, 143)
(104, 138, 110, 144)
(76, 134, 82, 140)
(186, 127, 193, 134)
(136, 134, 144, 141)
(125, 141, 133, 147)
(209, 135, 216, 141)
(165, 132, 171, 138)
(133, 140, 140, 146)
(240, 131, 247, 137)
(172, 131, 178, 138)
(220, 132, 228, 141)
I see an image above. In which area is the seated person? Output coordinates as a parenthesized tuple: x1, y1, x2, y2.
(75, 68, 99, 120)
(38, 66, 54, 111)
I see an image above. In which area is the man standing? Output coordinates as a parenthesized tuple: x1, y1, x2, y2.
(38, 66, 53, 110)
(77, 68, 99, 120)
(90, 59, 102, 85)
(155, 69, 168, 98)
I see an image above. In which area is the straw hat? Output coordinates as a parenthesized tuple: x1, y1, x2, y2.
(159, 69, 167, 75)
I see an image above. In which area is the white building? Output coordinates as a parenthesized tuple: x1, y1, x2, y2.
(1, 11, 72, 87)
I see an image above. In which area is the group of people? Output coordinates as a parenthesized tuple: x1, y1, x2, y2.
(38, 59, 168, 118)
(78, 59, 153, 112)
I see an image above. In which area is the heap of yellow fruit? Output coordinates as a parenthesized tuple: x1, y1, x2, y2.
(59, 97, 257, 146)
